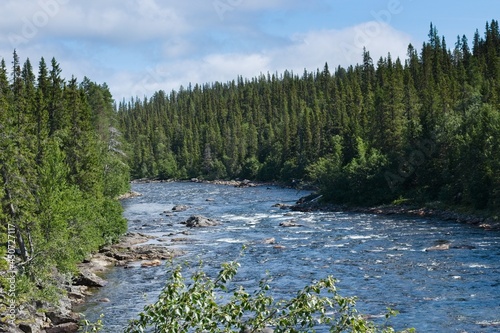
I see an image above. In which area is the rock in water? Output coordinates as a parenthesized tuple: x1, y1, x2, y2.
(263, 237, 276, 244)
(141, 259, 162, 267)
(425, 243, 450, 251)
(279, 220, 302, 227)
(183, 215, 221, 228)
(172, 205, 189, 212)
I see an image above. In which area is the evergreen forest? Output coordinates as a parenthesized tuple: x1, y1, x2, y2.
(0, 19, 499, 330)
(118, 21, 500, 211)
(0, 51, 129, 302)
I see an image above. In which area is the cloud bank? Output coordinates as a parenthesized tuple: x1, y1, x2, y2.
(0, 0, 414, 101)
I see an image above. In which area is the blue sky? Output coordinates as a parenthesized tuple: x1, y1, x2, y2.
(0, 0, 498, 101)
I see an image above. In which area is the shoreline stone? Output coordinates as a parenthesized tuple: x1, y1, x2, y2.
(291, 195, 500, 231)
(4, 232, 184, 333)
(117, 191, 142, 200)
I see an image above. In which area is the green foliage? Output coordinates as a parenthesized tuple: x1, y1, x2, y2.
(0, 52, 129, 308)
(306, 135, 343, 187)
(126, 260, 414, 333)
(80, 314, 105, 332)
(308, 138, 390, 205)
(240, 157, 261, 180)
(118, 20, 500, 212)
(158, 151, 181, 180)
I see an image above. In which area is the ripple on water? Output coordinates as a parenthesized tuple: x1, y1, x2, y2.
(83, 182, 500, 333)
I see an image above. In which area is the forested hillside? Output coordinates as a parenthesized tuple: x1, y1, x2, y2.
(0, 51, 129, 302)
(118, 21, 500, 210)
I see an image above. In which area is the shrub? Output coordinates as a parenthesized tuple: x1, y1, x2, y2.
(125, 259, 414, 333)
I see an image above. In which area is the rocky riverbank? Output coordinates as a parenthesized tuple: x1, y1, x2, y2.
(130, 177, 293, 189)
(4, 233, 183, 333)
(291, 193, 500, 231)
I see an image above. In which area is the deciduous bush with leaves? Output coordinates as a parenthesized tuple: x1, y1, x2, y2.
(125, 259, 415, 333)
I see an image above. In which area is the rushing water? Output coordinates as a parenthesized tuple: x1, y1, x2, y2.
(78, 182, 500, 332)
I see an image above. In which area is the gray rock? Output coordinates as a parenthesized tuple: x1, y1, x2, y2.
(235, 179, 256, 187)
(46, 311, 80, 326)
(183, 215, 221, 228)
(272, 203, 290, 209)
(1, 323, 25, 333)
(171, 237, 192, 243)
(67, 286, 87, 303)
(279, 220, 302, 227)
(263, 238, 276, 244)
(19, 323, 44, 333)
(425, 243, 450, 251)
(45, 323, 79, 333)
(172, 205, 189, 212)
(73, 268, 107, 287)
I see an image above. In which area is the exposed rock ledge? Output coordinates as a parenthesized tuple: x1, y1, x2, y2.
(86, 232, 184, 272)
(4, 233, 183, 333)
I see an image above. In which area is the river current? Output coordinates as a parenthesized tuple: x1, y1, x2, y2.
(78, 182, 500, 332)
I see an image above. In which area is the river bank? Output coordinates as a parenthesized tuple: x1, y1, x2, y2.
(127, 179, 500, 231)
(130, 177, 279, 188)
(131, 179, 500, 232)
(4, 232, 183, 333)
(9, 182, 498, 332)
(79, 181, 500, 332)
(291, 193, 500, 231)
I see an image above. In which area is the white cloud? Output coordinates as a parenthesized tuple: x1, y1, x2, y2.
(0, 1, 414, 101)
(271, 22, 412, 73)
(110, 22, 412, 100)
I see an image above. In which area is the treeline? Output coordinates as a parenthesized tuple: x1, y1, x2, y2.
(118, 21, 500, 210)
(0, 51, 129, 302)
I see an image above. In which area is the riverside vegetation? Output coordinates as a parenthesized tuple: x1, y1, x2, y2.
(118, 21, 500, 212)
(0, 52, 129, 330)
(1, 21, 500, 332)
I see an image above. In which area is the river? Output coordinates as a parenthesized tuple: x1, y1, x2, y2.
(77, 182, 500, 332)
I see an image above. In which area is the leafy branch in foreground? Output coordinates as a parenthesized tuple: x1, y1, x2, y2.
(125, 260, 415, 333)
(79, 314, 104, 332)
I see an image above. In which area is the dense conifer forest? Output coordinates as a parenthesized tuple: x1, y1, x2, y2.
(118, 22, 500, 211)
(0, 19, 499, 329)
(0, 51, 129, 302)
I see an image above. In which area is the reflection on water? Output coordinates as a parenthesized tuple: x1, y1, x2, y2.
(77, 182, 500, 333)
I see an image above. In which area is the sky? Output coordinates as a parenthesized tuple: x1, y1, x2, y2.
(0, 0, 498, 101)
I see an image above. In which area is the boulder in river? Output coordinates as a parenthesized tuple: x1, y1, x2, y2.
(183, 215, 221, 228)
(172, 204, 189, 212)
(263, 237, 276, 244)
(235, 179, 256, 187)
(279, 220, 302, 227)
(272, 203, 290, 209)
(141, 259, 162, 267)
(425, 243, 450, 251)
